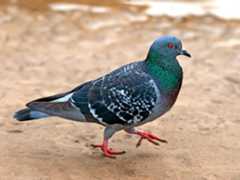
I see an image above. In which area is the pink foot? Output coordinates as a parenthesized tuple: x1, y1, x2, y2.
(135, 131, 168, 147)
(91, 140, 125, 158)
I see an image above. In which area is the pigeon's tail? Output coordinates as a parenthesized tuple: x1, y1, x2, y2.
(14, 108, 49, 121)
(14, 90, 86, 122)
(14, 91, 71, 121)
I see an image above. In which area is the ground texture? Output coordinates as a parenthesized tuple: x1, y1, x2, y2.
(1, 5, 240, 180)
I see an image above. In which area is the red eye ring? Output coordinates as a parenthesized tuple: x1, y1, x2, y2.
(168, 43, 174, 49)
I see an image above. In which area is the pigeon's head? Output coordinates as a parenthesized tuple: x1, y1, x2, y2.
(146, 35, 191, 62)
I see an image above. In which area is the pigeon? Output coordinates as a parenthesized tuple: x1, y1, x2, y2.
(14, 35, 191, 158)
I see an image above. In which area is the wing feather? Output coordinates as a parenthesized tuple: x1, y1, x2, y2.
(75, 62, 158, 125)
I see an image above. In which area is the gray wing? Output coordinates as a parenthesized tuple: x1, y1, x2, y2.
(72, 62, 158, 125)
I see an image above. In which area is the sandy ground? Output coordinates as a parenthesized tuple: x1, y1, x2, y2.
(1, 5, 240, 180)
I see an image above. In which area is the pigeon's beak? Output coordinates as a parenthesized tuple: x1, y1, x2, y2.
(179, 49, 191, 58)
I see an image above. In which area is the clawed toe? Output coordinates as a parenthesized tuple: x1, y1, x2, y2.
(135, 131, 168, 147)
(91, 141, 125, 158)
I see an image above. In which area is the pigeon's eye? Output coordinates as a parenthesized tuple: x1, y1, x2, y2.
(168, 43, 174, 49)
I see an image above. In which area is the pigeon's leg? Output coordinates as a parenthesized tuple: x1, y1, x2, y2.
(91, 127, 126, 158)
(125, 128, 167, 147)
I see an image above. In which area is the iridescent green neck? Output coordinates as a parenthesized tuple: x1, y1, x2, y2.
(146, 54, 183, 92)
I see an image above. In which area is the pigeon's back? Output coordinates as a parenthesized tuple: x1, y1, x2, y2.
(71, 61, 160, 126)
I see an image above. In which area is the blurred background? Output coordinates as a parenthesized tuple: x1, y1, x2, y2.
(1, 0, 240, 180)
